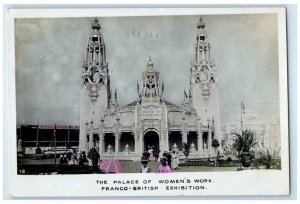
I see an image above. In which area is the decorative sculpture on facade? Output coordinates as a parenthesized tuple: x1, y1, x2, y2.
(124, 143, 130, 155)
(190, 142, 196, 153)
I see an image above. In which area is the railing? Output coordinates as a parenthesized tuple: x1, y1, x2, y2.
(179, 159, 241, 167)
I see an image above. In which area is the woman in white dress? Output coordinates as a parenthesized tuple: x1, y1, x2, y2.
(171, 151, 179, 170)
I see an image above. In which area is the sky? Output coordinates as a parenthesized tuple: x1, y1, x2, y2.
(15, 14, 280, 126)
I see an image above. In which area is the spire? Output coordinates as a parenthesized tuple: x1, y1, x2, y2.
(147, 56, 154, 70)
(83, 17, 107, 67)
(190, 17, 217, 102)
(193, 17, 211, 65)
(197, 17, 205, 29)
(92, 18, 101, 30)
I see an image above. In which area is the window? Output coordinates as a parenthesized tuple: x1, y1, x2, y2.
(92, 35, 98, 42)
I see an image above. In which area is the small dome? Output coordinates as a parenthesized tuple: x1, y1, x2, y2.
(197, 18, 205, 29)
(92, 18, 101, 30)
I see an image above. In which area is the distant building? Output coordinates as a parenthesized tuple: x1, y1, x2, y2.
(17, 125, 80, 152)
(221, 109, 280, 157)
(79, 18, 223, 160)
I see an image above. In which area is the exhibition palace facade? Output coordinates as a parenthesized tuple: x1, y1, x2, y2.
(79, 18, 222, 160)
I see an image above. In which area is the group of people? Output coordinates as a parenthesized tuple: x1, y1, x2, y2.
(59, 149, 88, 166)
(140, 148, 180, 173)
(141, 145, 160, 162)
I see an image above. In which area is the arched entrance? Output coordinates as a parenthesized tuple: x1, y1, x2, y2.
(143, 130, 159, 151)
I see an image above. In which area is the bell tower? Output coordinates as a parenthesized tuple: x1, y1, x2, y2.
(79, 18, 111, 152)
(190, 18, 222, 156)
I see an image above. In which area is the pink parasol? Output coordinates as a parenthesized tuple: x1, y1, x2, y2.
(98, 159, 122, 174)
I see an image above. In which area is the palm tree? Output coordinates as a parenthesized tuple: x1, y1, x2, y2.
(231, 129, 258, 167)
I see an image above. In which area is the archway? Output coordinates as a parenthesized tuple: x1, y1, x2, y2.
(143, 130, 159, 151)
(120, 132, 135, 152)
(187, 131, 198, 150)
(169, 131, 182, 151)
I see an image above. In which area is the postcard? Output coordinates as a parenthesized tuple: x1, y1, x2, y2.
(8, 7, 289, 197)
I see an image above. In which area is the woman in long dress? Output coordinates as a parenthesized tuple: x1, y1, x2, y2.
(171, 151, 179, 170)
(155, 158, 171, 173)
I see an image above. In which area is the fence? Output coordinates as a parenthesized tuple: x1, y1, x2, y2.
(179, 159, 241, 167)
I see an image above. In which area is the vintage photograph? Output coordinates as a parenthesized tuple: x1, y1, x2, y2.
(9, 8, 289, 196)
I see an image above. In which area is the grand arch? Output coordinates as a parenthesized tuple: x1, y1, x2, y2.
(143, 129, 159, 152)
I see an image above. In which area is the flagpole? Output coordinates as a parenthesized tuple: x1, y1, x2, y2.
(67, 127, 70, 147)
(54, 124, 57, 165)
(240, 101, 245, 134)
(36, 117, 39, 148)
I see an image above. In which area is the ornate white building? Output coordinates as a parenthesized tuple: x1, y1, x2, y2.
(79, 18, 222, 160)
(221, 108, 280, 158)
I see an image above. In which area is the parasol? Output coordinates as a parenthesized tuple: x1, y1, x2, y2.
(98, 159, 122, 174)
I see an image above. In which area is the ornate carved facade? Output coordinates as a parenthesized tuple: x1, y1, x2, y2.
(79, 18, 222, 160)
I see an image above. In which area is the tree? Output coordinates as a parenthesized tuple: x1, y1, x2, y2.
(211, 139, 220, 148)
(87, 148, 100, 167)
(231, 129, 258, 167)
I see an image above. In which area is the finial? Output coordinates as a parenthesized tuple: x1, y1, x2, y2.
(114, 89, 118, 104)
(197, 17, 205, 29)
(92, 18, 101, 30)
(147, 56, 154, 69)
(184, 89, 188, 99)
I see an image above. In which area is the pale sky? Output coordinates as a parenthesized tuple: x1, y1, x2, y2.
(15, 14, 279, 126)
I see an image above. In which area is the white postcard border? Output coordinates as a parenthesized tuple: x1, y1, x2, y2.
(7, 7, 289, 197)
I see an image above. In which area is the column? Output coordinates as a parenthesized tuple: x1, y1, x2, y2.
(164, 130, 169, 152)
(140, 132, 143, 153)
(208, 122, 211, 158)
(85, 134, 89, 151)
(134, 132, 139, 154)
(89, 132, 93, 150)
(198, 129, 202, 155)
(208, 44, 211, 62)
(99, 133, 104, 156)
(194, 44, 197, 63)
(84, 122, 89, 152)
(183, 131, 187, 144)
(115, 133, 119, 157)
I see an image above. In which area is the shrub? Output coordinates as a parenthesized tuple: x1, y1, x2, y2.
(257, 149, 275, 169)
(227, 157, 232, 163)
(211, 139, 220, 148)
